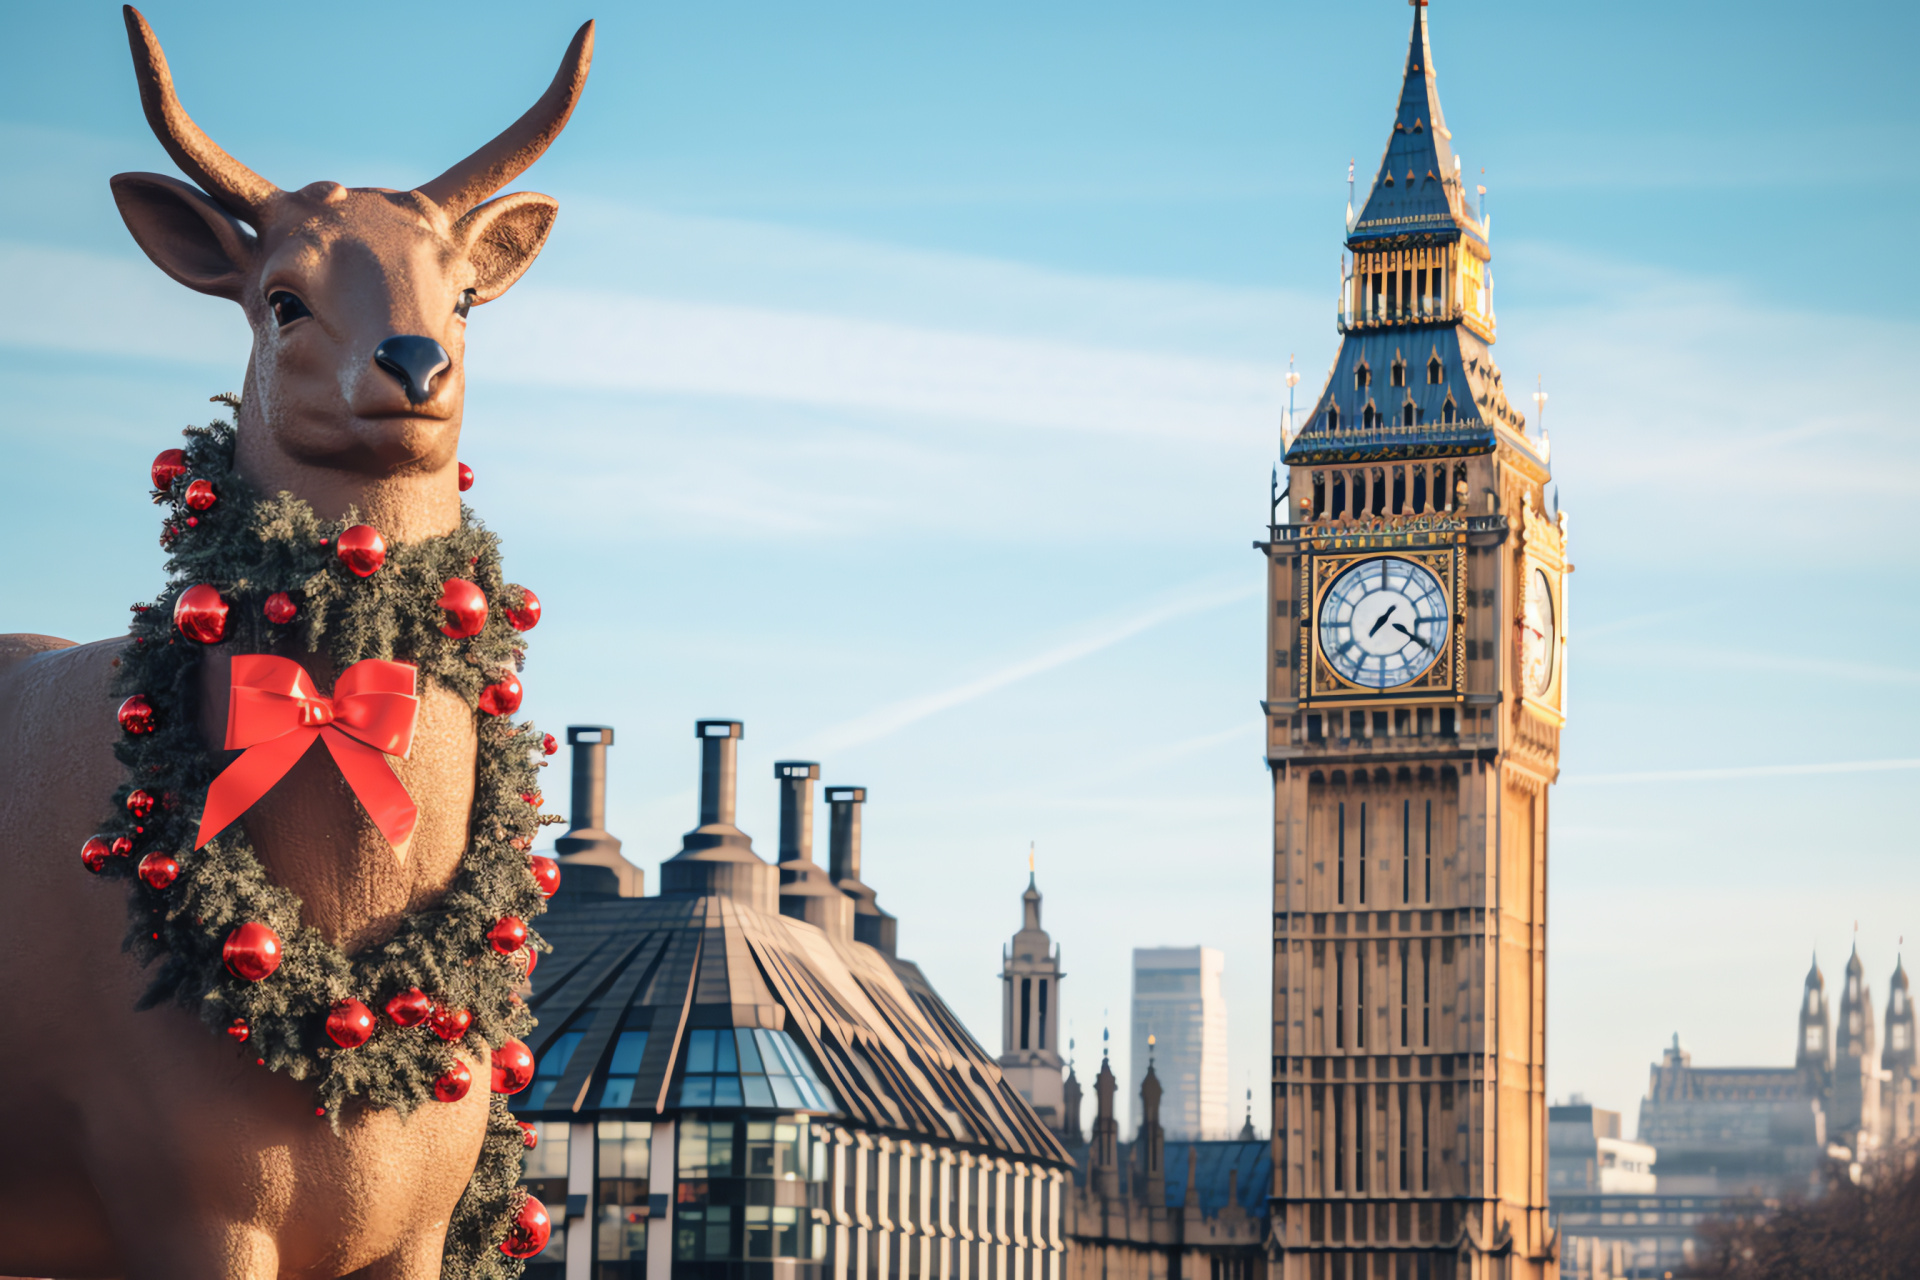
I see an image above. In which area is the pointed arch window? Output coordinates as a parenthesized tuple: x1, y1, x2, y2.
(1326, 405, 1340, 432)
(1355, 363, 1371, 391)
(1391, 360, 1406, 388)
(1441, 397, 1456, 425)
(1402, 402, 1416, 428)
(1428, 357, 1443, 384)
(1362, 401, 1378, 431)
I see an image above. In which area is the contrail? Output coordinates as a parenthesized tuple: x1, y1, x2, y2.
(1567, 758, 1920, 785)
(797, 579, 1260, 755)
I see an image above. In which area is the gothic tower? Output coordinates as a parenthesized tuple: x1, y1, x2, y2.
(1831, 946, 1880, 1154)
(1000, 867, 1068, 1133)
(1884, 957, 1917, 1145)
(1795, 955, 1832, 1081)
(1259, 7, 1564, 1278)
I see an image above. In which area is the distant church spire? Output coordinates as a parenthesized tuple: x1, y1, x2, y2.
(1796, 953, 1833, 1075)
(999, 860, 1067, 1135)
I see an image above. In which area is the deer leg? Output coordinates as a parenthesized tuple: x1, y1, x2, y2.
(115, 1223, 277, 1280)
(337, 1228, 450, 1280)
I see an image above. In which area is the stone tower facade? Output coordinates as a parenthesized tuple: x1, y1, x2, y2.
(1001, 870, 1068, 1133)
(1259, 7, 1564, 1278)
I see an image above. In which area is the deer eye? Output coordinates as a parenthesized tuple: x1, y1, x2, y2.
(268, 291, 311, 327)
(455, 289, 476, 320)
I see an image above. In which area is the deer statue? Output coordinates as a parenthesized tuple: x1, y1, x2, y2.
(0, 7, 591, 1278)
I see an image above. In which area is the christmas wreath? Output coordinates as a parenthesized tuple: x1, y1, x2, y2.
(92, 396, 560, 1277)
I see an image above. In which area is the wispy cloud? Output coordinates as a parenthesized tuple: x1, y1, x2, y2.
(795, 579, 1260, 755)
(472, 289, 1284, 441)
(1566, 758, 1920, 786)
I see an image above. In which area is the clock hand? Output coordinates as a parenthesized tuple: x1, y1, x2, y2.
(1391, 622, 1431, 651)
(1368, 604, 1398, 637)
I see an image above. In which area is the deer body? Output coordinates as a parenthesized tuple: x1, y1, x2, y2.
(0, 10, 592, 1277)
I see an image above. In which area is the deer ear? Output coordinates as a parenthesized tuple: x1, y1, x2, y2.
(456, 191, 559, 304)
(110, 172, 255, 299)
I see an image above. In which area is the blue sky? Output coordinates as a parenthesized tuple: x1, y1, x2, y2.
(4, 0, 1917, 1136)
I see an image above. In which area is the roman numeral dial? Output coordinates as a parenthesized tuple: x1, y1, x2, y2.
(1316, 556, 1451, 689)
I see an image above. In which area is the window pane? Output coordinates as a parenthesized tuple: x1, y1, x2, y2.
(536, 1030, 584, 1079)
(687, 1029, 715, 1073)
(714, 1075, 744, 1107)
(608, 1031, 648, 1075)
(743, 1075, 776, 1107)
(681, 1075, 714, 1106)
(715, 1031, 738, 1073)
(734, 1028, 764, 1073)
(599, 1076, 634, 1108)
(770, 1074, 803, 1109)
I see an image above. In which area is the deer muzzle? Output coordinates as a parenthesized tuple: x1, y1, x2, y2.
(372, 335, 452, 406)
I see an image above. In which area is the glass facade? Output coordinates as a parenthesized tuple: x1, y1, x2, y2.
(674, 1116, 830, 1278)
(519, 1119, 572, 1280)
(677, 1028, 834, 1112)
(597, 1119, 654, 1279)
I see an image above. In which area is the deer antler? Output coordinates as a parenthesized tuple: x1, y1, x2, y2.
(418, 21, 595, 220)
(122, 6, 280, 224)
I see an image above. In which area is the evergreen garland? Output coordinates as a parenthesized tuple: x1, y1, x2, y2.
(98, 398, 556, 1279)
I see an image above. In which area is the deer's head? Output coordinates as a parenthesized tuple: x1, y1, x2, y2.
(110, 6, 592, 531)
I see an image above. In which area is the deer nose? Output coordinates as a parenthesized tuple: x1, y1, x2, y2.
(372, 335, 451, 405)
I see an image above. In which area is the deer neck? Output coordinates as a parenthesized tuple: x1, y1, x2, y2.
(232, 375, 464, 543)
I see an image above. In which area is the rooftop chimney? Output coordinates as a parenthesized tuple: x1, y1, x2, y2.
(827, 785, 896, 955)
(552, 725, 642, 898)
(659, 720, 777, 913)
(773, 761, 852, 940)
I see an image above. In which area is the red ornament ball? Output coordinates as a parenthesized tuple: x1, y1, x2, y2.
(385, 987, 434, 1027)
(486, 916, 528, 955)
(126, 789, 156, 819)
(433, 1061, 473, 1103)
(530, 855, 561, 899)
(118, 695, 158, 735)
(227, 1018, 250, 1043)
(500, 1195, 552, 1259)
(80, 836, 112, 874)
(137, 852, 179, 889)
(326, 998, 377, 1049)
(478, 674, 523, 717)
(335, 524, 388, 577)
(110, 836, 134, 858)
(437, 578, 489, 639)
(492, 1038, 536, 1094)
(458, 461, 475, 491)
(184, 479, 218, 511)
(429, 1005, 473, 1042)
(263, 592, 298, 625)
(223, 922, 284, 982)
(504, 587, 541, 632)
(519, 1121, 539, 1149)
(150, 447, 189, 491)
(174, 584, 229, 644)
(541, 733, 558, 756)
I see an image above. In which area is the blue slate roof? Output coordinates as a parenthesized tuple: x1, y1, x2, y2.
(1349, 5, 1482, 249)
(1285, 324, 1532, 466)
(1163, 1141, 1271, 1217)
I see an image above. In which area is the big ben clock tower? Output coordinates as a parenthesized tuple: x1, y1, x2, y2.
(1260, 6, 1565, 1279)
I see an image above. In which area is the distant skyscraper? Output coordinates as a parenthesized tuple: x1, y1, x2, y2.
(1129, 947, 1227, 1137)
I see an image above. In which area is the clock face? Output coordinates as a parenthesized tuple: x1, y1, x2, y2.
(1523, 567, 1556, 696)
(1317, 557, 1451, 689)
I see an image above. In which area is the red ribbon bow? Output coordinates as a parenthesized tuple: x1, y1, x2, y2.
(197, 655, 420, 851)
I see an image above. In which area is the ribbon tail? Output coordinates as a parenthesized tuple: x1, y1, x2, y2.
(322, 728, 419, 850)
(196, 731, 319, 849)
